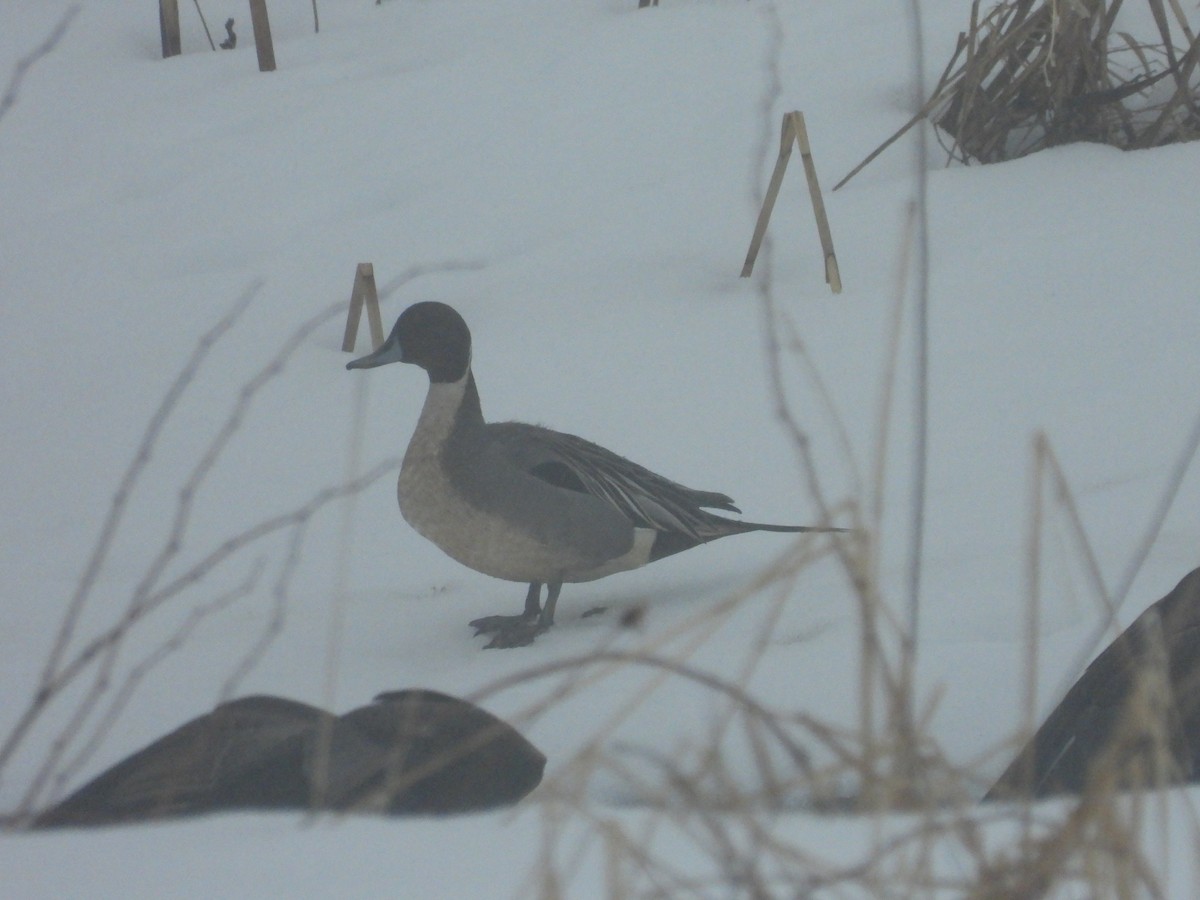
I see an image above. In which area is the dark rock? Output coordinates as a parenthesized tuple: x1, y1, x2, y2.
(321, 690, 547, 814)
(986, 567, 1200, 800)
(33, 690, 544, 828)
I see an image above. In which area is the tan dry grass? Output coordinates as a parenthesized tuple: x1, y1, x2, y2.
(837, 0, 1200, 189)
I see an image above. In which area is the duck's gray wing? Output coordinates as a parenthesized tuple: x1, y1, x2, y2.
(485, 422, 748, 540)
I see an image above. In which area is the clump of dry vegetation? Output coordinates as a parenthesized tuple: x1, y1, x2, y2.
(475, 532, 1181, 897)
(462, 309, 1195, 897)
(463, 180, 1200, 893)
(932, 0, 1200, 162)
(838, 0, 1200, 187)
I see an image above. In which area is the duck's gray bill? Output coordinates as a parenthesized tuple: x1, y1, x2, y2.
(346, 333, 403, 370)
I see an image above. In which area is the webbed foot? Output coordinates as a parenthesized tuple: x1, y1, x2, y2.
(469, 614, 547, 648)
(469, 613, 536, 636)
(478, 617, 548, 649)
(468, 582, 560, 649)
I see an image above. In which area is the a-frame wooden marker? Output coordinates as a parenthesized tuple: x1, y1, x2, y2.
(342, 263, 384, 353)
(742, 110, 842, 293)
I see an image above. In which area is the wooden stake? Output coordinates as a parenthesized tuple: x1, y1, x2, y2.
(741, 117, 795, 279)
(791, 112, 842, 293)
(249, 0, 276, 72)
(342, 264, 384, 353)
(159, 0, 182, 59)
(741, 111, 842, 293)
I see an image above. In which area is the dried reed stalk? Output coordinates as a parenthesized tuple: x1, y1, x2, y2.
(934, 0, 1199, 162)
(837, 0, 1200, 188)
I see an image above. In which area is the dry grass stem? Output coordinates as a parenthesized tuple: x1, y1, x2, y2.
(0, 7, 78, 128)
(4, 261, 483, 822)
(837, 0, 1200, 189)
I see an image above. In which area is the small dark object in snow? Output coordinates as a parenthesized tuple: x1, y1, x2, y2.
(219, 19, 236, 50)
(32, 690, 544, 828)
(619, 605, 646, 629)
(987, 567, 1200, 800)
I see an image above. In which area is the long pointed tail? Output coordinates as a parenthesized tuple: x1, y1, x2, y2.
(650, 518, 845, 562)
(735, 521, 847, 534)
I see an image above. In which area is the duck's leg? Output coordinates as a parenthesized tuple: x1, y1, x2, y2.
(538, 582, 563, 628)
(469, 582, 542, 635)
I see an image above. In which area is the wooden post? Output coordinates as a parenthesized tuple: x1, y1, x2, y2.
(159, 0, 182, 59)
(342, 264, 384, 353)
(248, 0, 276, 72)
(741, 111, 842, 294)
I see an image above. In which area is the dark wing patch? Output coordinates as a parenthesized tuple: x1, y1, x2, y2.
(487, 421, 746, 543)
(528, 460, 588, 493)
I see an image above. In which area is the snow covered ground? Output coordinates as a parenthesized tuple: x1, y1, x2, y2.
(2, 1, 1198, 895)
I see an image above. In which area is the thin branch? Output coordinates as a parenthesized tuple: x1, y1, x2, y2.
(191, 0, 217, 52)
(220, 520, 310, 699)
(36, 284, 262, 717)
(12, 457, 400, 814)
(0, 6, 78, 128)
(46, 558, 268, 808)
(5, 256, 482, 806)
(901, 0, 932, 742)
(1115, 396, 1200, 605)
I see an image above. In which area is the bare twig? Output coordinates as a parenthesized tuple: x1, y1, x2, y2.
(469, 650, 816, 777)
(0, 7, 79, 128)
(901, 0, 932, 761)
(4, 260, 483, 813)
(0, 285, 263, 778)
(48, 558, 268, 805)
(191, 0, 217, 52)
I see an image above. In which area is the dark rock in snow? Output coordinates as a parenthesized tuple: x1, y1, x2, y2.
(33, 690, 544, 828)
(987, 567, 1200, 800)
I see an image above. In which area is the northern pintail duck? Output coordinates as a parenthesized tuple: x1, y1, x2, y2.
(348, 302, 842, 647)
